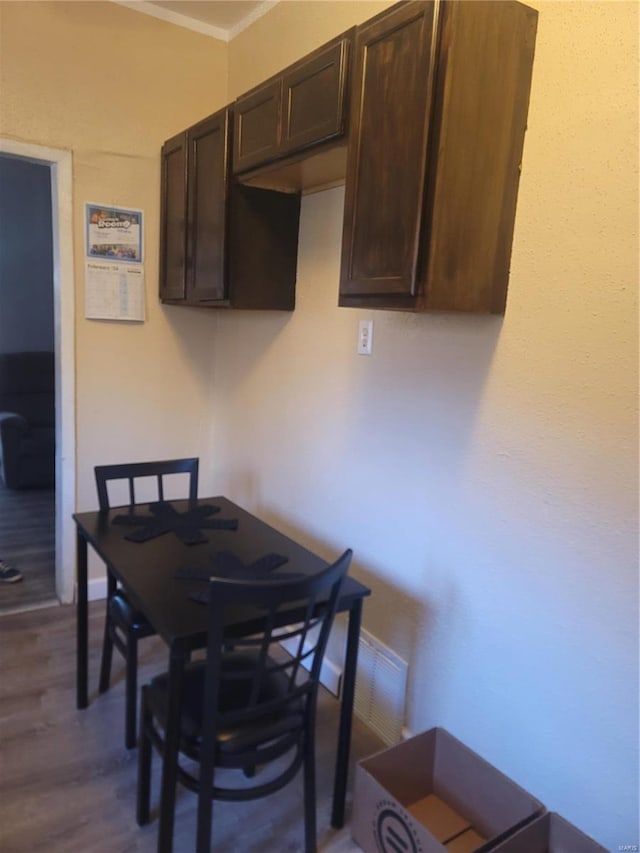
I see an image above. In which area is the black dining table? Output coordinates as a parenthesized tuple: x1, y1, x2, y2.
(73, 496, 370, 852)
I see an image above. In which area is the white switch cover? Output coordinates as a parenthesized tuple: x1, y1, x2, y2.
(357, 320, 373, 355)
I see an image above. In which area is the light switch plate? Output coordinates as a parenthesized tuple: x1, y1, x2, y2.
(357, 320, 373, 355)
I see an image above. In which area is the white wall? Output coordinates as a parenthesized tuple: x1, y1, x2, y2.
(0, 155, 54, 353)
(219, 2, 639, 849)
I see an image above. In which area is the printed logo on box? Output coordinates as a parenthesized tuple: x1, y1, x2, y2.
(374, 800, 423, 853)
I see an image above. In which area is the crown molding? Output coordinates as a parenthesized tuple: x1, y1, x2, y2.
(112, 1, 278, 42)
(227, 1, 278, 40)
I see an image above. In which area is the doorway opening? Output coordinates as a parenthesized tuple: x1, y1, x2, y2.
(0, 138, 75, 610)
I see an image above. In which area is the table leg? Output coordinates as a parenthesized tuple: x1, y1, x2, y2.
(157, 643, 187, 853)
(331, 598, 363, 828)
(76, 529, 88, 710)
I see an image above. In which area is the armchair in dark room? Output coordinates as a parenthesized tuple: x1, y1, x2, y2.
(0, 351, 55, 489)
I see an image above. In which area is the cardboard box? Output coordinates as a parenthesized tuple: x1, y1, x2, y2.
(489, 812, 608, 852)
(352, 727, 544, 853)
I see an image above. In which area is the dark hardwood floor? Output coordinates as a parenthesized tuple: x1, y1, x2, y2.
(0, 483, 55, 614)
(0, 601, 383, 852)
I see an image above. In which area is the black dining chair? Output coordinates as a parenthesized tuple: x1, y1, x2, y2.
(136, 548, 353, 853)
(95, 458, 199, 749)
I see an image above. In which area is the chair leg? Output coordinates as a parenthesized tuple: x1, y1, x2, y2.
(98, 618, 114, 694)
(196, 693, 216, 853)
(137, 687, 152, 826)
(195, 797, 214, 853)
(196, 764, 214, 853)
(125, 632, 138, 749)
(99, 574, 117, 693)
(303, 731, 318, 853)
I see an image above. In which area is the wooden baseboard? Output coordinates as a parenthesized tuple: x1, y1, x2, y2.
(87, 576, 107, 602)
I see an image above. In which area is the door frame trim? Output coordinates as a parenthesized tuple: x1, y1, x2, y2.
(0, 137, 76, 604)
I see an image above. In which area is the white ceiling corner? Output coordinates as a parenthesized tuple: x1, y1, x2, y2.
(226, 1, 278, 40)
(113, 1, 278, 42)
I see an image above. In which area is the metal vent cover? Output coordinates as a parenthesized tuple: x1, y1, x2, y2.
(355, 629, 408, 745)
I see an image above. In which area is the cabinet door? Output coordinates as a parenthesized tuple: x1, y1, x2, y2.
(280, 35, 351, 156)
(340, 2, 438, 299)
(423, 0, 538, 313)
(186, 109, 230, 303)
(233, 81, 282, 174)
(159, 131, 187, 301)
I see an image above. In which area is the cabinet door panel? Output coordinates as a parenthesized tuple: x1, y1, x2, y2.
(187, 110, 230, 302)
(233, 81, 282, 174)
(281, 37, 350, 155)
(159, 132, 187, 301)
(423, 0, 538, 312)
(340, 2, 437, 297)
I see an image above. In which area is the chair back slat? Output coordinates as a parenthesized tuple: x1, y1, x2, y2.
(94, 458, 199, 509)
(204, 549, 353, 736)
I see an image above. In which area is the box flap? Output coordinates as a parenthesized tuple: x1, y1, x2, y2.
(360, 728, 436, 805)
(488, 813, 548, 852)
(490, 812, 608, 852)
(549, 813, 608, 852)
(433, 728, 543, 836)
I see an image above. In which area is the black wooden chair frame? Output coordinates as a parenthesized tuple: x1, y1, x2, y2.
(136, 548, 352, 853)
(95, 457, 199, 749)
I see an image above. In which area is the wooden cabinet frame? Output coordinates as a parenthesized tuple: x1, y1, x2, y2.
(339, 0, 538, 314)
(159, 1, 537, 316)
(233, 30, 354, 193)
(159, 107, 300, 311)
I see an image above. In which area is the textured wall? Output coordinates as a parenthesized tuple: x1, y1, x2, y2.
(228, 0, 390, 93)
(220, 2, 639, 849)
(0, 1, 228, 510)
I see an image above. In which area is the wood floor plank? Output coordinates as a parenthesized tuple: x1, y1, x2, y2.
(0, 601, 383, 852)
(0, 484, 55, 614)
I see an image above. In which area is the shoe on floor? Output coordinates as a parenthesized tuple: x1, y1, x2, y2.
(0, 560, 22, 583)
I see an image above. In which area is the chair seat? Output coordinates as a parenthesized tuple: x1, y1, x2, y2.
(109, 590, 155, 637)
(147, 654, 304, 762)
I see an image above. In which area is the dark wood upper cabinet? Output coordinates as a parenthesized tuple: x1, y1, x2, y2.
(232, 81, 282, 175)
(233, 31, 353, 192)
(339, 0, 538, 313)
(341, 3, 437, 300)
(280, 38, 350, 155)
(160, 1, 537, 316)
(159, 106, 300, 310)
(186, 110, 229, 303)
(159, 131, 188, 302)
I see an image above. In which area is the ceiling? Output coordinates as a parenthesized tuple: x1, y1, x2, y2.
(114, 1, 276, 40)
